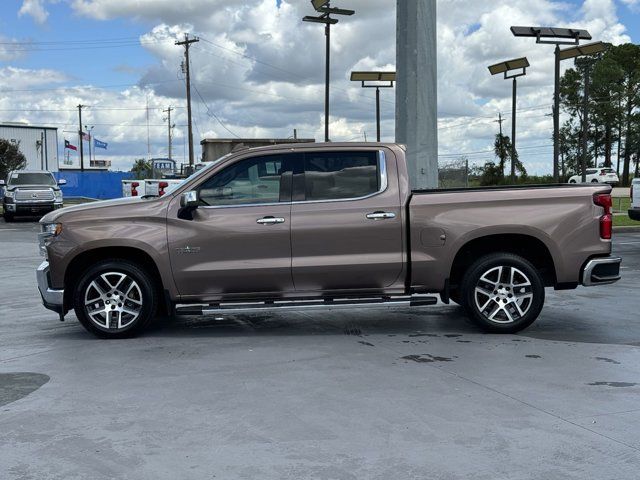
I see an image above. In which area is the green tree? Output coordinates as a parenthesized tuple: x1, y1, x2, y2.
(130, 158, 152, 180)
(0, 138, 27, 180)
(494, 133, 526, 180)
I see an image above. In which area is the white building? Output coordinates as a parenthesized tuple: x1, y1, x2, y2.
(0, 123, 59, 172)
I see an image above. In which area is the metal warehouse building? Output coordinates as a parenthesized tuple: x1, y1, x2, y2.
(0, 123, 59, 172)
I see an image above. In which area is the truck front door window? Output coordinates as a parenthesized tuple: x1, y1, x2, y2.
(198, 155, 287, 206)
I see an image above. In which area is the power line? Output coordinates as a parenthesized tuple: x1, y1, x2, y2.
(191, 81, 241, 138)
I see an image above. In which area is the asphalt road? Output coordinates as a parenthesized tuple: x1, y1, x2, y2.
(1, 219, 639, 480)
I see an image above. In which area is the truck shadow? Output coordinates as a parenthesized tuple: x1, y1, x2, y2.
(143, 305, 483, 339)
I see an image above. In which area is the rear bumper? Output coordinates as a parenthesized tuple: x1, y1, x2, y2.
(629, 208, 640, 221)
(582, 257, 621, 286)
(36, 261, 65, 314)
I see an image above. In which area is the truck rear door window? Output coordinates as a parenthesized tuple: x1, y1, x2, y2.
(198, 154, 291, 206)
(303, 151, 379, 201)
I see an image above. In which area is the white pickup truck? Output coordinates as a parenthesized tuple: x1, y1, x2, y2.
(630, 178, 640, 221)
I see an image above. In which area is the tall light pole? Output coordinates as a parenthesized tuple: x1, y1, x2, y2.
(558, 42, 606, 182)
(350, 71, 396, 142)
(511, 26, 593, 182)
(488, 57, 529, 182)
(303, 0, 354, 142)
(396, 0, 438, 190)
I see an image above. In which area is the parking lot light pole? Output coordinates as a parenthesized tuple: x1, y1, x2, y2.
(488, 57, 529, 182)
(511, 26, 593, 182)
(303, 0, 354, 142)
(350, 71, 396, 142)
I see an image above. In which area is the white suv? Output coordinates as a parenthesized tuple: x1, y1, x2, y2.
(568, 168, 619, 185)
(630, 178, 640, 221)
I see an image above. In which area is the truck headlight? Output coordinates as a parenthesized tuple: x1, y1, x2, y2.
(39, 223, 62, 257)
(54, 190, 63, 201)
(4, 190, 15, 200)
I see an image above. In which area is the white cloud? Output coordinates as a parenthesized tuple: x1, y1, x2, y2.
(18, 0, 50, 25)
(0, 0, 634, 174)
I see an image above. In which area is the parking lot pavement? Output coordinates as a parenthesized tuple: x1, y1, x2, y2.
(1, 219, 639, 480)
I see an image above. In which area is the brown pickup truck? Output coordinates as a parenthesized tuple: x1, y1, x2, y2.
(37, 143, 621, 338)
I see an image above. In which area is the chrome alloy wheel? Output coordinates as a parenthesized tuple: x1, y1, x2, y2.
(84, 272, 143, 330)
(473, 265, 533, 324)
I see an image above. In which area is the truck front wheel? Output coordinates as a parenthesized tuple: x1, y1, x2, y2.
(460, 253, 545, 333)
(73, 259, 158, 338)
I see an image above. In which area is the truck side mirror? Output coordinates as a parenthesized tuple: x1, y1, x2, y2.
(0, 180, 5, 186)
(58, 179, 67, 186)
(178, 190, 199, 220)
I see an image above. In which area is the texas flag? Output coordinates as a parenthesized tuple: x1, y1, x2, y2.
(64, 139, 77, 151)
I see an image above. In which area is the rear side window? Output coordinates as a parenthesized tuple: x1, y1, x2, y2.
(303, 151, 380, 201)
(586, 169, 597, 175)
(601, 168, 616, 174)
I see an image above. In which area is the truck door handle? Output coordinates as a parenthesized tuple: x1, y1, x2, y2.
(366, 211, 396, 220)
(257, 216, 286, 225)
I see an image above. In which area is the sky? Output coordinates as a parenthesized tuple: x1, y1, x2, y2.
(0, 0, 638, 173)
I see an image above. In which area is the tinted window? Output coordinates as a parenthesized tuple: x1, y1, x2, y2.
(303, 151, 379, 201)
(586, 169, 597, 175)
(601, 168, 616, 174)
(198, 154, 289, 206)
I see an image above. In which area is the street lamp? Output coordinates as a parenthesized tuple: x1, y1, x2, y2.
(303, 0, 355, 142)
(559, 41, 607, 182)
(488, 57, 529, 182)
(511, 26, 593, 182)
(350, 71, 396, 142)
(84, 125, 94, 167)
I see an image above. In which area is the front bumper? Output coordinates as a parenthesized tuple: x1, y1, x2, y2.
(629, 208, 640, 221)
(36, 261, 65, 314)
(582, 257, 622, 286)
(5, 202, 62, 214)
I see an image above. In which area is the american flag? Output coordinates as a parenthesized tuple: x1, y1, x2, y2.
(81, 131, 91, 141)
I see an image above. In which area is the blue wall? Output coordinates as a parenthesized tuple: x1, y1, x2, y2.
(53, 171, 133, 200)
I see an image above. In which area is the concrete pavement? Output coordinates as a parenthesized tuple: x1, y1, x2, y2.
(1, 220, 639, 479)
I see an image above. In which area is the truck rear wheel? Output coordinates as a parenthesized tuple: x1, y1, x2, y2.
(73, 259, 158, 338)
(3, 212, 14, 222)
(460, 253, 544, 333)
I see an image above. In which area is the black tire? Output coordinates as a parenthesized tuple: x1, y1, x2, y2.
(3, 212, 14, 222)
(73, 259, 158, 338)
(568, 180, 577, 184)
(591, 179, 599, 183)
(460, 253, 545, 333)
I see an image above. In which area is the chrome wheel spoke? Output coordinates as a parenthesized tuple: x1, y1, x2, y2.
(84, 271, 143, 331)
(474, 265, 534, 325)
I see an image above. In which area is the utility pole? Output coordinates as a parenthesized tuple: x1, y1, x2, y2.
(77, 104, 84, 172)
(176, 33, 199, 166)
(553, 44, 561, 183)
(581, 63, 591, 182)
(511, 76, 517, 182)
(163, 107, 174, 160)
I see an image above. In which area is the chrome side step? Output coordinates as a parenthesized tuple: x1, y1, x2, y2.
(175, 295, 438, 316)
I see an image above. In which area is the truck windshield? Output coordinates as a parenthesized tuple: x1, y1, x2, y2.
(9, 172, 56, 186)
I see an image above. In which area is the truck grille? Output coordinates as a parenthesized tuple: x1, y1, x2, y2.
(15, 189, 54, 201)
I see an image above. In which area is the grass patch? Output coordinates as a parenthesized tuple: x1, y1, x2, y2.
(614, 215, 640, 227)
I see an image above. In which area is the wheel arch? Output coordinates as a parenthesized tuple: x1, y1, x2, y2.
(63, 246, 170, 315)
(449, 233, 557, 290)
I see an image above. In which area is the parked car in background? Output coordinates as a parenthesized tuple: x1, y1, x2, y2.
(630, 178, 640, 221)
(1, 170, 65, 222)
(37, 143, 620, 338)
(568, 168, 619, 185)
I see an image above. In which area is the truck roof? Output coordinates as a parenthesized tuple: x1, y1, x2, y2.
(229, 141, 405, 154)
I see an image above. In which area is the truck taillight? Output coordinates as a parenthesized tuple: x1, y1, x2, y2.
(159, 181, 169, 196)
(631, 185, 634, 202)
(131, 182, 139, 197)
(593, 193, 612, 240)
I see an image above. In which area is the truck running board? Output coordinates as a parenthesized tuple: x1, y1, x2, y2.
(175, 295, 438, 316)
